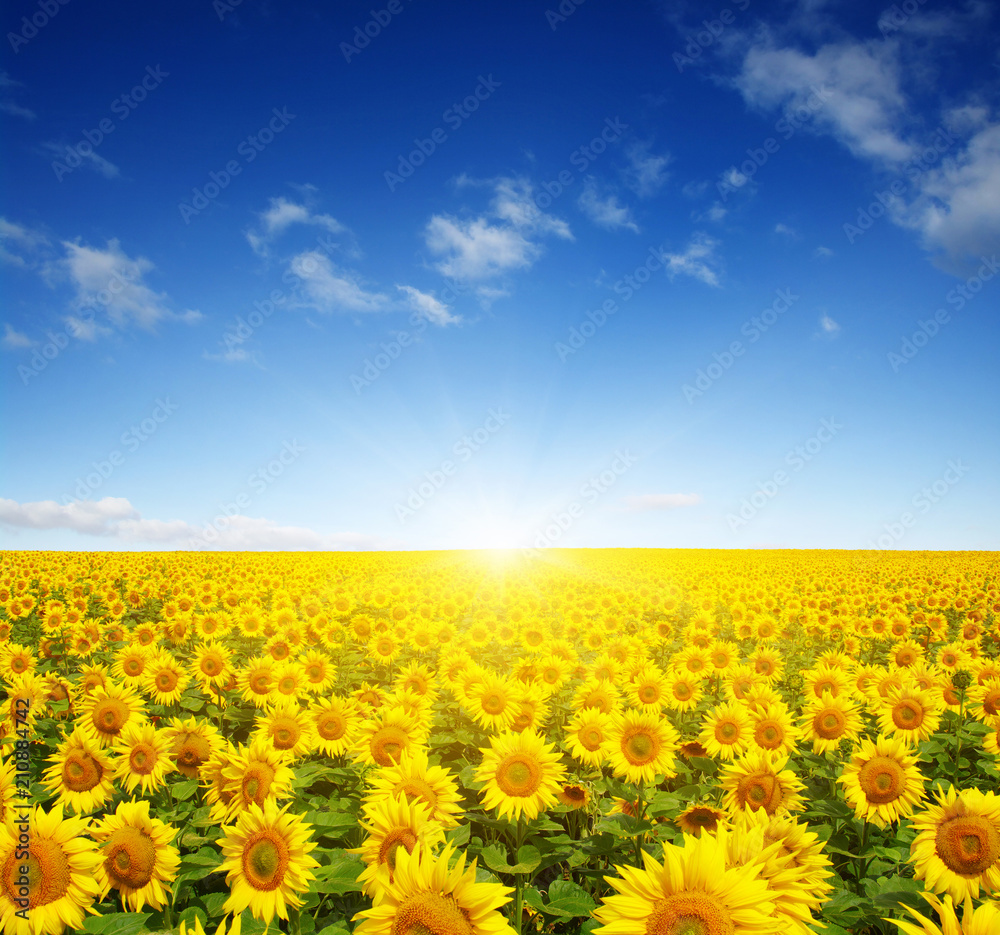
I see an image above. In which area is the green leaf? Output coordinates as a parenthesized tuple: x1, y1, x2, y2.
(81, 913, 152, 935)
(688, 757, 718, 774)
(314, 852, 365, 896)
(480, 844, 541, 875)
(181, 846, 222, 869)
(171, 778, 199, 801)
(447, 822, 471, 846)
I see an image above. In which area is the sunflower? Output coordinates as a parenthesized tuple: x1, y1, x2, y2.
(349, 793, 446, 895)
(0, 804, 103, 935)
(676, 804, 727, 837)
(238, 658, 277, 708)
(113, 721, 175, 794)
(298, 650, 336, 694)
(984, 716, 1000, 758)
(253, 702, 315, 760)
(218, 801, 319, 924)
(41, 727, 117, 815)
(352, 681, 388, 712)
(77, 682, 147, 749)
(699, 701, 753, 761)
(366, 749, 465, 829)
(593, 828, 778, 935)
(720, 751, 805, 817)
(190, 642, 232, 689)
(271, 661, 306, 702)
(475, 730, 567, 822)
(163, 715, 225, 779)
(352, 707, 429, 769)
(308, 696, 362, 758)
(909, 785, 1000, 901)
(800, 692, 864, 755)
(509, 683, 549, 734)
(141, 652, 191, 705)
(626, 667, 671, 712)
(664, 671, 704, 712)
(212, 739, 296, 823)
(887, 891, 1000, 935)
(606, 710, 679, 785)
(749, 703, 801, 757)
(0, 645, 35, 682)
(804, 665, 851, 701)
(90, 798, 180, 911)
(465, 673, 519, 733)
(573, 678, 621, 716)
(353, 841, 513, 935)
(564, 709, 613, 769)
(877, 683, 943, 744)
(838, 735, 926, 827)
(967, 677, 1000, 723)
(111, 646, 151, 687)
(557, 783, 591, 810)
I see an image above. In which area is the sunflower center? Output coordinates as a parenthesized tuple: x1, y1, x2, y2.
(104, 827, 156, 890)
(63, 751, 104, 791)
(241, 762, 277, 806)
(814, 709, 846, 739)
(371, 726, 410, 767)
(399, 779, 440, 812)
(390, 892, 474, 935)
(891, 700, 925, 730)
(156, 670, 179, 692)
(495, 753, 543, 798)
(307, 665, 323, 682)
(673, 683, 692, 700)
(93, 699, 129, 736)
(129, 743, 157, 775)
(715, 720, 740, 744)
(754, 722, 783, 750)
(647, 893, 735, 935)
(270, 717, 301, 750)
(201, 657, 222, 676)
(736, 771, 783, 814)
(249, 673, 272, 695)
(581, 727, 604, 751)
(562, 785, 586, 803)
(241, 830, 291, 892)
(124, 659, 143, 676)
(639, 685, 660, 704)
(935, 816, 1000, 876)
(174, 733, 211, 768)
(983, 690, 1000, 716)
(377, 828, 419, 869)
(2, 839, 72, 909)
(857, 756, 905, 804)
(481, 693, 506, 716)
(623, 729, 659, 765)
(316, 712, 347, 741)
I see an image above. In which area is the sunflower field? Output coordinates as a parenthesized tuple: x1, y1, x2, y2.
(0, 549, 998, 935)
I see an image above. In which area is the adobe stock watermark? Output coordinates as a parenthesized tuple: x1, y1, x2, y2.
(545, 0, 587, 31)
(866, 460, 969, 550)
(555, 243, 669, 362)
(522, 449, 639, 553)
(8, 0, 72, 53)
(394, 408, 510, 523)
(673, 0, 751, 72)
(340, 1, 415, 63)
(726, 418, 842, 532)
(717, 85, 831, 201)
(888, 255, 996, 372)
(187, 440, 305, 548)
(843, 126, 956, 244)
(385, 75, 501, 191)
(51, 66, 169, 181)
(682, 288, 799, 403)
(60, 399, 179, 504)
(16, 266, 138, 386)
(178, 107, 295, 223)
(878, 0, 932, 38)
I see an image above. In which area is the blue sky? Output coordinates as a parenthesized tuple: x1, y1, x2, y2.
(1, 0, 997, 551)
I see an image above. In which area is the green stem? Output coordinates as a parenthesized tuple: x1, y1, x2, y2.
(513, 815, 527, 935)
(953, 688, 966, 787)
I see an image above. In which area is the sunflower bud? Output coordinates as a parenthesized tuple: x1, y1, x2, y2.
(837, 737, 855, 759)
(952, 670, 972, 690)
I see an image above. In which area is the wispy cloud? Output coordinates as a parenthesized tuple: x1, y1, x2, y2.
(0, 72, 35, 121)
(577, 179, 640, 232)
(40, 141, 119, 179)
(2, 324, 34, 349)
(247, 195, 348, 256)
(819, 313, 841, 335)
(397, 285, 460, 326)
(624, 142, 670, 197)
(661, 233, 722, 287)
(289, 251, 387, 313)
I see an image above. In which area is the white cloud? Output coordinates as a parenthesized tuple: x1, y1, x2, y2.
(63, 239, 201, 330)
(0, 72, 35, 121)
(814, 245, 834, 258)
(706, 203, 727, 221)
(661, 233, 722, 287)
(819, 314, 841, 334)
(890, 121, 1000, 269)
(247, 196, 347, 255)
(424, 176, 572, 282)
(41, 142, 119, 179)
(397, 285, 460, 326)
(290, 251, 387, 313)
(624, 142, 670, 197)
(622, 493, 702, 512)
(735, 39, 915, 162)
(0, 496, 390, 550)
(0, 217, 49, 268)
(775, 222, 797, 237)
(577, 179, 640, 232)
(2, 324, 34, 349)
